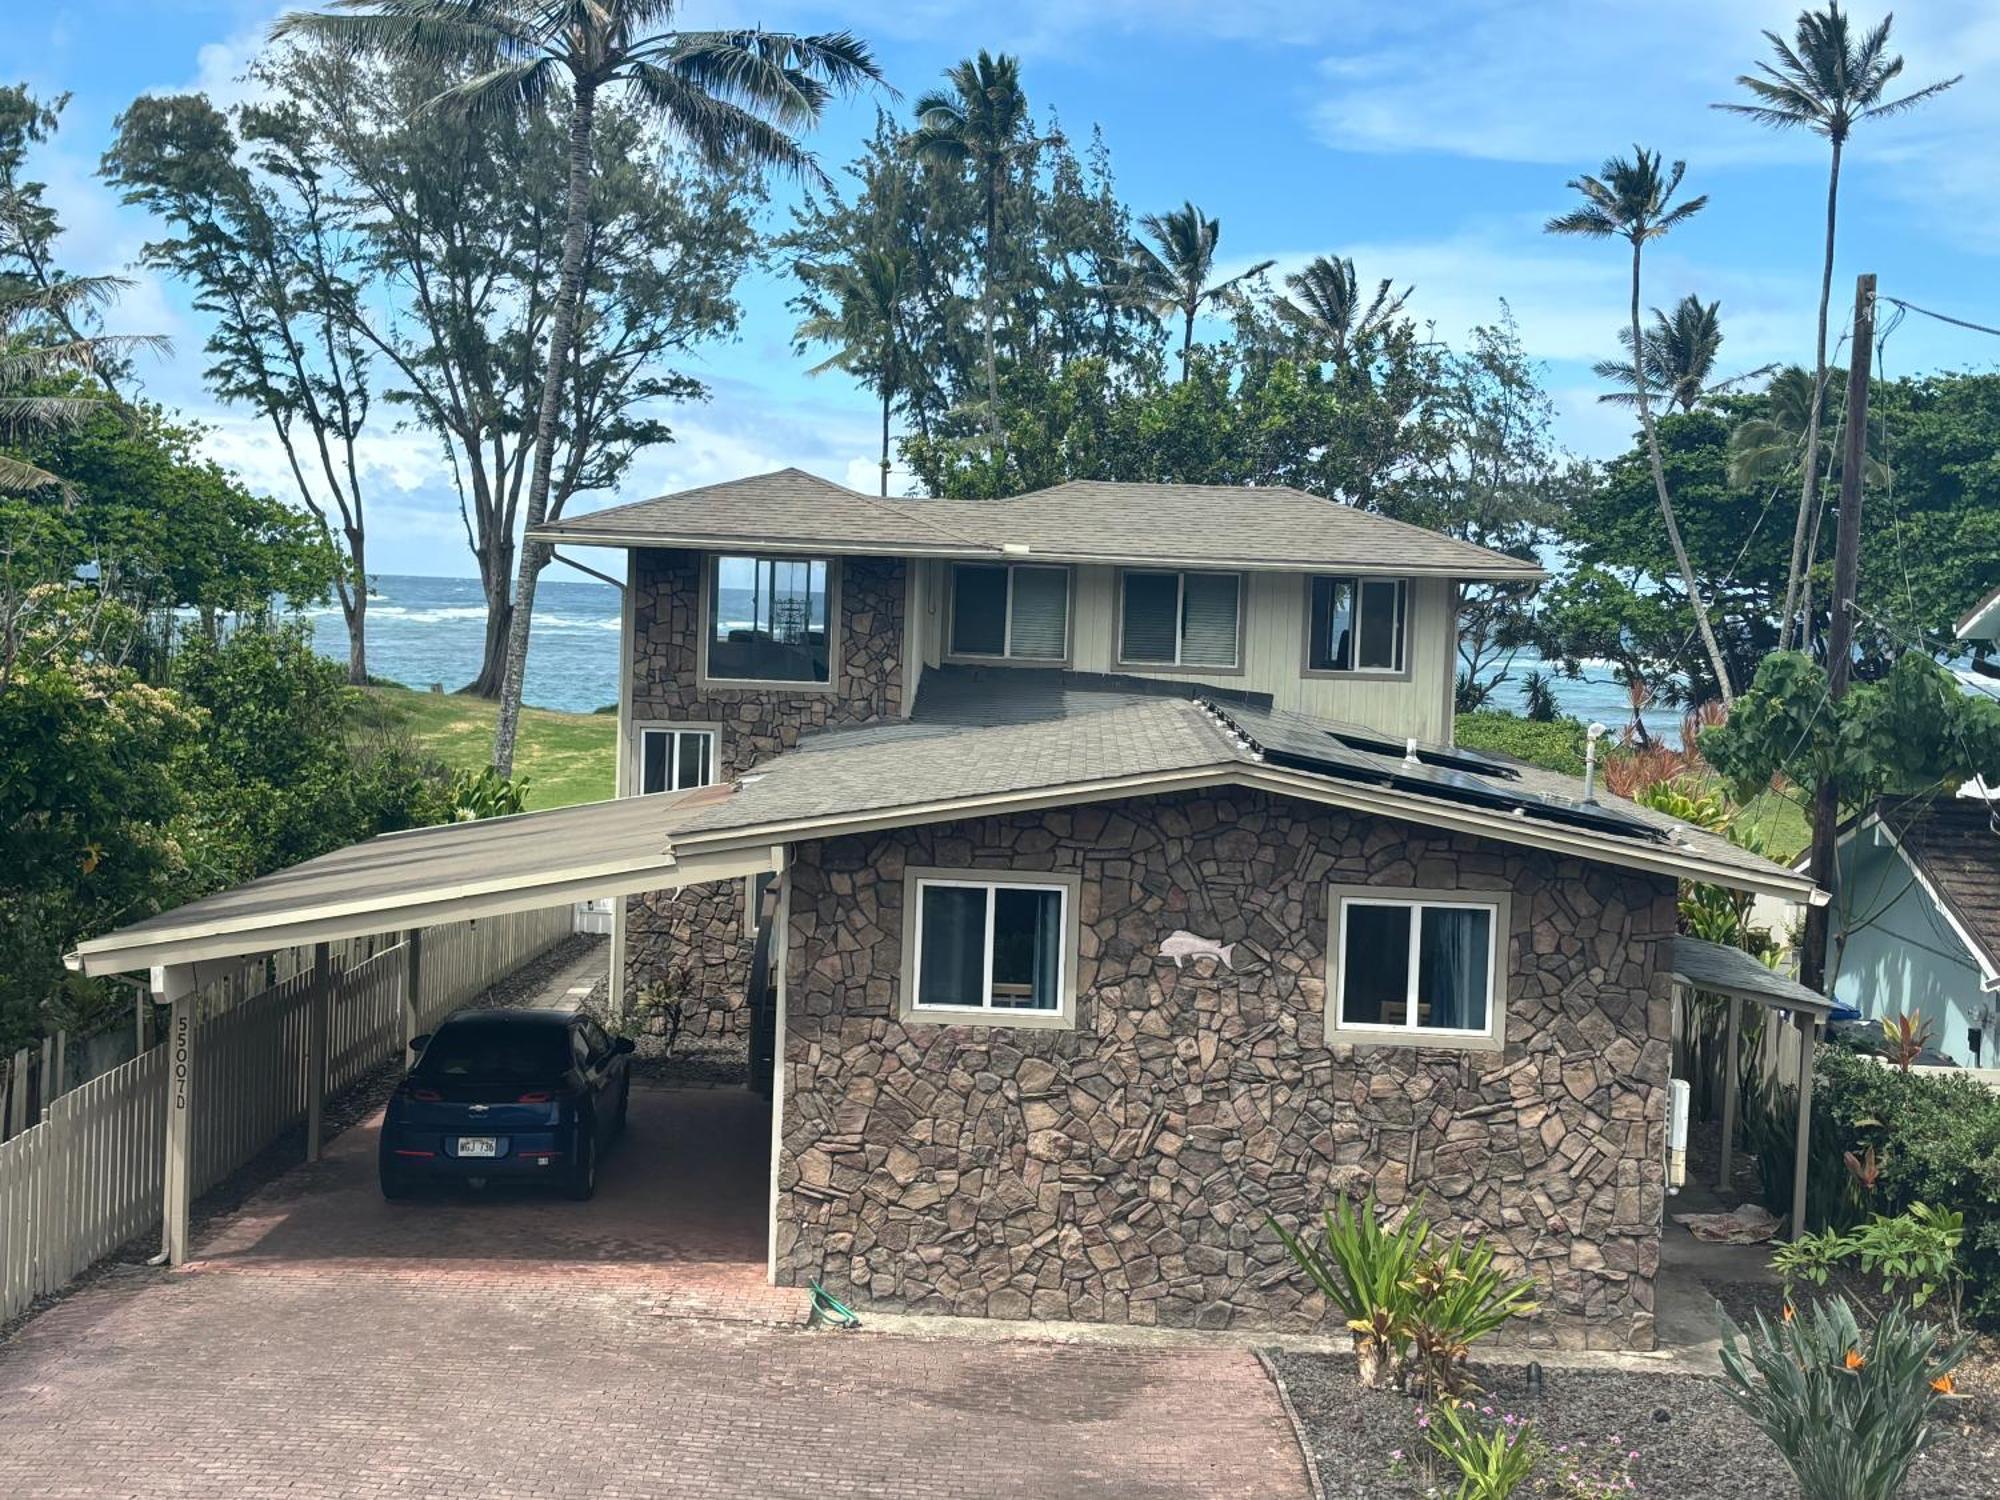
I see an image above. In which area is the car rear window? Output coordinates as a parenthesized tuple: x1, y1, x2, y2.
(416, 1023, 571, 1083)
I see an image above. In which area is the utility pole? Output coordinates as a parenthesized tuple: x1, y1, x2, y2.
(1799, 273, 1875, 994)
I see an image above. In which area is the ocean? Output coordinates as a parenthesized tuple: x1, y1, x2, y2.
(310, 573, 1689, 734)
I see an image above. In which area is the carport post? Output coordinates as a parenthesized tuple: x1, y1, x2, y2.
(156, 962, 196, 1266)
(402, 928, 423, 1066)
(1790, 1011, 1817, 1242)
(305, 941, 331, 1163)
(1717, 993, 1741, 1193)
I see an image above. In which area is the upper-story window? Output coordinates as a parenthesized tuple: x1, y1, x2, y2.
(1117, 569, 1242, 671)
(706, 554, 833, 685)
(637, 726, 716, 793)
(1307, 576, 1407, 675)
(949, 562, 1070, 662)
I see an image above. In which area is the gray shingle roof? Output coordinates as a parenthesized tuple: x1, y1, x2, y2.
(1668, 936, 1832, 1014)
(1880, 795, 2000, 976)
(534, 470, 1542, 581)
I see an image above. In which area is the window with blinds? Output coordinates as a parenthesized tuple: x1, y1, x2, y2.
(949, 563, 1070, 662)
(1308, 576, 1407, 673)
(1118, 570, 1241, 669)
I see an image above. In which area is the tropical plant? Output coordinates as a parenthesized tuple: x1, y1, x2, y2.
(1273, 254, 1411, 369)
(1124, 201, 1274, 379)
(1403, 1237, 1540, 1396)
(795, 243, 917, 495)
(443, 765, 530, 821)
(272, 0, 883, 774)
(1519, 670, 1560, 723)
(1879, 1012, 1934, 1072)
(911, 51, 1044, 451)
(1715, 1294, 1963, 1500)
(1547, 147, 1733, 707)
(1426, 1400, 1544, 1500)
(1771, 1227, 1848, 1305)
(1269, 1195, 1426, 1390)
(1591, 294, 1741, 414)
(1848, 1203, 1964, 1325)
(1726, 364, 1889, 497)
(1715, 2, 1960, 652)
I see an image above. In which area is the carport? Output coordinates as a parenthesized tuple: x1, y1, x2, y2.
(66, 790, 781, 1267)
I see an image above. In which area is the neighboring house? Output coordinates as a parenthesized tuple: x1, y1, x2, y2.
(73, 469, 1820, 1351)
(1821, 795, 2000, 1069)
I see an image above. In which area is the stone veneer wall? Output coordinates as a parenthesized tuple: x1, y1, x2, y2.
(776, 789, 1677, 1349)
(624, 547, 906, 1037)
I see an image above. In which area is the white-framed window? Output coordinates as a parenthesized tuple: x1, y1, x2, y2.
(1308, 576, 1407, 674)
(706, 553, 833, 685)
(1327, 885, 1508, 1050)
(949, 562, 1071, 662)
(900, 868, 1079, 1028)
(1117, 569, 1242, 670)
(636, 726, 717, 794)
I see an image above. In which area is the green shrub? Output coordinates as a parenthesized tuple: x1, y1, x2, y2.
(1425, 1400, 1542, 1500)
(1270, 1195, 1425, 1389)
(1405, 1235, 1540, 1395)
(1716, 1294, 1963, 1500)
(1452, 711, 1587, 776)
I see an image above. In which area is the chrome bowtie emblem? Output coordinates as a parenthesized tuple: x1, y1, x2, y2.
(469, 1104, 489, 1114)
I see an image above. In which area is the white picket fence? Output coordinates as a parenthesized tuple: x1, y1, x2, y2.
(0, 904, 576, 1323)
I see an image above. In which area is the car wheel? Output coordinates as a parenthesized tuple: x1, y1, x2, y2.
(380, 1165, 415, 1202)
(565, 1135, 597, 1201)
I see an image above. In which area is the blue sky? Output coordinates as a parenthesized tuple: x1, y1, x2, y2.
(10, 0, 2000, 577)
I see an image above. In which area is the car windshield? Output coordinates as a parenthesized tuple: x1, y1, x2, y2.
(416, 1023, 570, 1083)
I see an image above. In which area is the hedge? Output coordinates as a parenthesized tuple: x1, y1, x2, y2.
(1452, 711, 1589, 776)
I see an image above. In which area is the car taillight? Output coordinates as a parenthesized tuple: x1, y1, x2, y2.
(409, 1086, 442, 1102)
(516, 1091, 553, 1104)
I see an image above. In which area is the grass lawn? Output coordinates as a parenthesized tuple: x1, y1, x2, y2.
(1734, 787, 1812, 865)
(359, 685, 615, 810)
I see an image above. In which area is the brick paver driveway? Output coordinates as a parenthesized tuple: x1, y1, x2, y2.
(0, 1084, 1306, 1498)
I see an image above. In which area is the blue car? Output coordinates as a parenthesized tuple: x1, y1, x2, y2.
(379, 1008, 634, 1202)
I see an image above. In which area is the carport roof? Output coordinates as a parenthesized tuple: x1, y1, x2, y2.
(65, 788, 771, 976)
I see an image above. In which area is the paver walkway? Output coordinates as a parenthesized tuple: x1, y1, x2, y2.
(0, 1084, 1307, 1498)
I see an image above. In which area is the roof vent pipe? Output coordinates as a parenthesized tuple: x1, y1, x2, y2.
(1404, 737, 1420, 765)
(1582, 722, 1608, 804)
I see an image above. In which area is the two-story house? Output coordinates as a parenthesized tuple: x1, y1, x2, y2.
(73, 467, 1822, 1351)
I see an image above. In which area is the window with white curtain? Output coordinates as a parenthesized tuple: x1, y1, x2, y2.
(949, 563, 1070, 661)
(1329, 888, 1505, 1047)
(1117, 570, 1241, 669)
(903, 871, 1077, 1025)
(1308, 576, 1407, 673)
(637, 727, 717, 794)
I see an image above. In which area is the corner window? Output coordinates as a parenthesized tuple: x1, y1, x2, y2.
(1118, 570, 1241, 670)
(949, 563, 1070, 661)
(1309, 577, 1406, 673)
(1329, 887, 1505, 1049)
(902, 869, 1078, 1028)
(708, 554, 832, 684)
(638, 726, 716, 794)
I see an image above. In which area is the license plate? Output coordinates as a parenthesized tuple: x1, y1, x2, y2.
(457, 1136, 498, 1157)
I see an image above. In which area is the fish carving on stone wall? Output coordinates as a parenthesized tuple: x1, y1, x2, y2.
(1157, 930, 1236, 970)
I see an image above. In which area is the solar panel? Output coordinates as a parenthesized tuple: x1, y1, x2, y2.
(1205, 700, 1665, 843)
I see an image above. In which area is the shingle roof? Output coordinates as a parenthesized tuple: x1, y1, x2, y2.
(1880, 795, 2000, 976)
(533, 470, 1542, 581)
(1668, 936, 1832, 1014)
(660, 666, 1810, 896)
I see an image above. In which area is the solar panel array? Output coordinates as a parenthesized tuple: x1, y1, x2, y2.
(1203, 699, 1666, 843)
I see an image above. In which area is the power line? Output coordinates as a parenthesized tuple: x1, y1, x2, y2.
(1880, 296, 2000, 341)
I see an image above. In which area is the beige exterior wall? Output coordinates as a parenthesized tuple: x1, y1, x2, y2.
(915, 560, 1457, 741)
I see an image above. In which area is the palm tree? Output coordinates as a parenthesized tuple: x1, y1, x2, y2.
(910, 52, 1044, 454)
(796, 245, 915, 497)
(272, 1, 884, 776)
(1592, 294, 1735, 415)
(0, 280, 164, 493)
(1715, 3, 1959, 651)
(1727, 363, 1888, 489)
(1547, 147, 1735, 706)
(1126, 202, 1275, 380)
(1273, 255, 1411, 368)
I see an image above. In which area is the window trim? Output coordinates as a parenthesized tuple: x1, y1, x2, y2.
(697, 551, 842, 693)
(1301, 575, 1412, 681)
(899, 866, 1081, 1030)
(943, 561, 1074, 667)
(631, 722, 721, 795)
(1325, 884, 1510, 1052)
(1113, 567, 1246, 677)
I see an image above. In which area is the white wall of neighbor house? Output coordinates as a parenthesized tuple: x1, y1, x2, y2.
(912, 560, 1457, 742)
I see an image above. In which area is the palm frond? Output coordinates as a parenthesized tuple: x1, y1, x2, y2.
(626, 61, 825, 188)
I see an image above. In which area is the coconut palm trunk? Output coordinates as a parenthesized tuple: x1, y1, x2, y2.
(980, 172, 1001, 453)
(1779, 138, 1841, 654)
(492, 83, 595, 776)
(1626, 239, 1736, 707)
